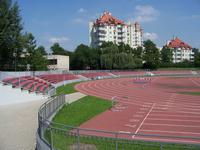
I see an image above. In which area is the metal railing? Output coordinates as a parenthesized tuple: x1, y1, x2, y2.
(37, 95, 200, 150)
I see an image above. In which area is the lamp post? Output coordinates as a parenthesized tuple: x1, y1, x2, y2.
(13, 52, 17, 72)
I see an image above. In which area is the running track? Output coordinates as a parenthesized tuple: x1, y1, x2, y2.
(75, 76, 200, 144)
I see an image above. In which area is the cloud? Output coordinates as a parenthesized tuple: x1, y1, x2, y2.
(134, 5, 159, 22)
(48, 37, 69, 44)
(77, 8, 87, 13)
(143, 32, 158, 41)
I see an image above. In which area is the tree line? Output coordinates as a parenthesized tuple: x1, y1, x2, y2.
(69, 41, 200, 70)
(1, 0, 200, 71)
(0, 0, 48, 71)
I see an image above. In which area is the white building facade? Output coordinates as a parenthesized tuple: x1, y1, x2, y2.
(89, 11, 142, 49)
(46, 55, 69, 70)
(166, 37, 194, 63)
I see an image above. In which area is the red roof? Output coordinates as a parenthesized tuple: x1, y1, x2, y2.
(167, 37, 192, 49)
(95, 11, 124, 25)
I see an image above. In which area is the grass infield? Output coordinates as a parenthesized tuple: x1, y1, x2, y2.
(178, 92, 200, 96)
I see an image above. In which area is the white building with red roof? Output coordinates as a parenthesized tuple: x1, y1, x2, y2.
(166, 37, 194, 63)
(89, 11, 142, 48)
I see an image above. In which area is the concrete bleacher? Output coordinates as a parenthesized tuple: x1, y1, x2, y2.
(111, 71, 145, 76)
(0, 84, 45, 105)
(2, 76, 53, 94)
(80, 72, 111, 79)
(38, 74, 79, 84)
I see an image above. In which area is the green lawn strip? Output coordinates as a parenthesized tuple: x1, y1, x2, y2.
(158, 67, 200, 71)
(52, 96, 112, 127)
(178, 92, 200, 96)
(45, 130, 199, 150)
(56, 82, 81, 95)
(44, 95, 112, 149)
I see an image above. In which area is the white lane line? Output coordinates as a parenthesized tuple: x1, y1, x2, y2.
(140, 108, 148, 110)
(190, 78, 200, 87)
(140, 129, 200, 135)
(152, 110, 200, 115)
(144, 123, 200, 128)
(118, 131, 131, 134)
(136, 111, 146, 114)
(154, 106, 200, 112)
(156, 104, 200, 108)
(132, 103, 155, 138)
(146, 118, 200, 122)
(133, 114, 144, 117)
(129, 119, 139, 122)
(149, 114, 200, 118)
(125, 124, 136, 128)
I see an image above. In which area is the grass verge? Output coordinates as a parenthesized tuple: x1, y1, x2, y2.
(56, 82, 80, 95)
(52, 96, 112, 127)
(158, 67, 200, 70)
(178, 92, 200, 96)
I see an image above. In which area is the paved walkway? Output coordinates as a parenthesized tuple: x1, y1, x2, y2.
(65, 92, 86, 104)
(0, 98, 46, 150)
(0, 92, 86, 150)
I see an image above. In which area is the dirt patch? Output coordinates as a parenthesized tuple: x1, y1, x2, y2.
(69, 143, 97, 150)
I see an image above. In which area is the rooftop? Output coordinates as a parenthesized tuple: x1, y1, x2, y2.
(167, 37, 192, 49)
(95, 11, 124, 25)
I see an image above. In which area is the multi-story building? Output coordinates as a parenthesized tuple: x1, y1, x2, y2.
(89, 11, 142, 48)
(166, 37, 194, 63)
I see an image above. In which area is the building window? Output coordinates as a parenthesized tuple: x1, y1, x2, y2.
(48, 59, 57, 65)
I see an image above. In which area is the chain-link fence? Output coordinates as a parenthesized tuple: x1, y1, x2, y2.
(37, 95, 200, 150)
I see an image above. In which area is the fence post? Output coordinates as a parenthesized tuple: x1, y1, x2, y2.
(45, 103, 47, 118)
(115, 132, 118, 150)
(77, 128, 80, 150)
(50, 128, 54, 150)
(160, 143, 163, 150)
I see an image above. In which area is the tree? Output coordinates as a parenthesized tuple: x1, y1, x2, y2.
(30, 50, 47, 71)
(19, 33, 47, 70)
(71, 44, 92, 69)
(100, 42, 119, 69)
(50, 43, 70, 56)
(133, 46, 143, 59)
(0, 0, 23, 70)
(193, 48, 200, 67)
(35, 46, 47, 55)
(161, 46, 173, 66)
(143, 40, 161, 69)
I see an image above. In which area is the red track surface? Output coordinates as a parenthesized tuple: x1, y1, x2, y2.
(75, 76, 200, 144)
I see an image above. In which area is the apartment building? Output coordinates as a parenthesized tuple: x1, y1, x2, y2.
(89, 11, 142, 49)
(166, 37, 194, 63)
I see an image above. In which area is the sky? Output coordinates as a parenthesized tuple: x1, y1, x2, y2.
(17, 0, 200, 52)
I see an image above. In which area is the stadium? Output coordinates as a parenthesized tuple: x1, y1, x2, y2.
(1, 1, 200, 150)
(1, 70, 200, 150)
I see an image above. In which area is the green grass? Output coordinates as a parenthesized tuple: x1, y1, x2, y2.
(56, 82, 81, 95)
(158, 67, 200, 71)
(178, 92, 200, 96)
(52, 96, 112, 127)
(45, 129, 200, 150)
